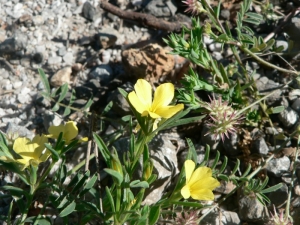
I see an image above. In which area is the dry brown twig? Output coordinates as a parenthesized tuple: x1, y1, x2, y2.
(99, 0, 187, 32)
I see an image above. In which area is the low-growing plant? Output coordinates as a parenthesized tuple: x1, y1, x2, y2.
(0, 0, 299, 224)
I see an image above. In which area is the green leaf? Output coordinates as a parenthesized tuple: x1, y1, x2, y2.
(83, 98, 93, 111)
(38, 68, 51, 94)
(243, 18, 261, 25)
(231, 159, 240, 175)
(118, 88, 128, 98)
(44, 143, 60, 161)
(93, 133, 111, 165)
(25, 216, 52, 225)
(104, 168, 123, 185)
(57, 196, 69, 209)
(186, 138, 197, 163)
(102, 101, 113, 115)
(105, 186, 115, 213)
(2, 186, 28, 199)
(59, 201, 76, 217)
(130, 180, 149, 188)
(219, 156, 228, 174)
(52, 103, 60, 112)
(267, 106, 284, 114)
(83, 174, 98, 191)
(70, 171, 90, 194)
(63, 107, 71, 116)
(261, 183, 283, 194)
(211, 151, 220, 170)
(149, 206, 160, 225)
(245, 12, 263, 21)
(218, 174, 229, 182)
(57, 83, 68, 102)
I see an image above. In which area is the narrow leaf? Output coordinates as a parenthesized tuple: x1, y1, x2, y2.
(149, 206, 160, 225)
(59, 201, 76, 217)
(104, 168, 123, 185)
(38, 68, 51, 94)
(57, 83, 69, 102)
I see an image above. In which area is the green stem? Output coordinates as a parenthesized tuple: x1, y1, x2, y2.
(35, 161, 56, 190)
(241, 47, 299, 76)
(116, 186, 121, 213)
(19, 185, 34, 225)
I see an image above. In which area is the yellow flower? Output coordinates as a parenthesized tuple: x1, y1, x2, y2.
(181, 160, 220, 201)
(13, 135, 50, 170)
(128, 79, 184, 120)
(47, 121, 88, 144)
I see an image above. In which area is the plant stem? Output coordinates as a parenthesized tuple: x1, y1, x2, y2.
(240, 47, 299, 76)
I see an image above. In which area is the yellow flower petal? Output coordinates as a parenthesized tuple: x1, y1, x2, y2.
(184, 160, 195, 183)
(48, 124, 65, 139)
(39, 150, 51, 162)
(134, 79, 152, 107)
(48, 121, 79, 143)
(32, 135, 48, 156)
(148, 111, 161, 119)
(154, 104, 184, 118)
(190, 188, 215, 201)
(181, 160, 220, 201)
(128, 91, 149, 115)
(189, 167, 212, 186)
(152, 83, 174, 110)
(181, 184, 191, 199)
(128, 79, 184, 126)
(64, 121, 78, 142)
(13, 135, 50, 170)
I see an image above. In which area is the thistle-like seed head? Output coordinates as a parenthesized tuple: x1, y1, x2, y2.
(175, 210, 199, 225)
(269, 205, 293, 225)
(182, 0, 206, 15)
(203, 96, 243, 142)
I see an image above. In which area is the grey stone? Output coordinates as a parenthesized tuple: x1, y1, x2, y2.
(292, 98, 300, 114)
(33, 15, 45, 26)
(57, 46, 67, 56)
(266, 156, 290, 177)
(97, 27, 119, 49)
(203, 35, 213, 45)
(278, 107, 299, 128)
(220, 9, 230, 20)
(89, 64, 113, 85)
(212, 51, 223, 60)
(43, 110, 63, 131)
(209, 42, 223, 52)
(75, 79, 101, 99)
(239, 192, 269, 222)
(201, 208, 241, 225)
(142, 133, 179, 205)
(223, 132, 240, 156)
(288, 89, 300, 101)
(63, 52, 73, 65)
(17, 93, 31, 104)
(107, 88, 131, 116)
(144, 0, 176, 18)
(275, 40, 289, 51)
(5, 122, 34, 139)
(251, 137, 269, 156)
(47, 56, 62, 65)
(82, 1, 97, 21)
(268, 183, 288, 206)
(201, 124, 221, 151)
(0, 31, 28, 53)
